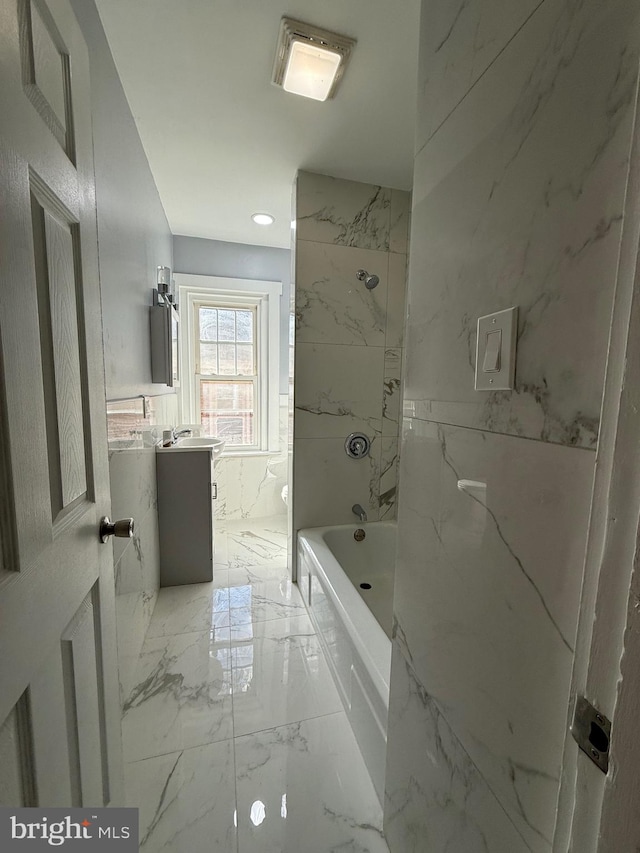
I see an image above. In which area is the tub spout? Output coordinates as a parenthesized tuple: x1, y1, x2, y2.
(352, 503, 367, 523)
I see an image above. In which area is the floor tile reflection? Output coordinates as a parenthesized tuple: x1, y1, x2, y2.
(230, 614, 343, 737)
(146, 583, 230, 638)
(122, 516, 388, 853)
(235, 714, 389, 853)
(226, 577, 307, 626)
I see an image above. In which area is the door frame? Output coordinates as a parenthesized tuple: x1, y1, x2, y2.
(553, 67, 640, 852)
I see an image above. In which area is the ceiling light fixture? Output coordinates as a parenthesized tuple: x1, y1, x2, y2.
(252, 212, 275, 226)
(272, 17, 356, 102)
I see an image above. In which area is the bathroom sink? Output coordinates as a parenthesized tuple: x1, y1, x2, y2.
(156, 435, 225, 459)
(178, 437, 223, 448)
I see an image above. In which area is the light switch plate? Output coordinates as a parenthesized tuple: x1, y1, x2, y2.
(475, 307, 517, 391)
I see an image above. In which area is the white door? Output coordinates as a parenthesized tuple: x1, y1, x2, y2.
(0, 0, 123, 806)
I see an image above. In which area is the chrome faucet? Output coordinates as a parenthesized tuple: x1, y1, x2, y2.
(172, 427, 192, 442)
(352, 503, 367, 523)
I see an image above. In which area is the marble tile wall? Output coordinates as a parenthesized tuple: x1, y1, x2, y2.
(212, 397, 288, 521)
(385, 0, 640, 850)
(293, 172, 410, 531)
(385, 644, 531, 853)
(105, 393, 178, 448)
(109, 447, 159, 706)
(107, 393, 178, 705)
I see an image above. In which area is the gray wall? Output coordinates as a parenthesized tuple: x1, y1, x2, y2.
(71, 0, 173, 401)
(71, 0, 174, 705)
(173, 235, 291, 393)
(383, 0, 640, 851)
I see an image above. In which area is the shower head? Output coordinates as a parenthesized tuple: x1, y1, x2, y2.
(356, 269, 379, 290)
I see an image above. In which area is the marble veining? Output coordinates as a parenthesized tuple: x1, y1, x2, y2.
(293, 174, 408, 535)
(213, 451, 287, 523)
(123, 517, 386, 852)
(379, 438, 399, 521)
(226, 578, 307, 627)
(125, 740, 237, 853)
(112, 451, 161, 706)
(294, 343, 385, 439)
(437, 425, 572, 653)
(225, 524, 288, 570)
(415, 0, 542, 150)
(116, 587, 158, 708)
(110, 448, 157, 565)
(405, 0, 639, 448)
(122, 630, 233, 762)
(296, 242, 389, 348)
(235, 714, 389, 853)
(382, 376, 401, 437)
(230, 614, 343, 737)
(225, 564, 290, 588)
(146, 583, 228, 638)
(299, 186, 390, 250)
(212, 399, 288, 522)
(391, 417, 594, 849)
(296, 171, 391, 251)
(293, 436, 382, 529)
(384, 643, 531, 853)
(380, 0, 640, 849)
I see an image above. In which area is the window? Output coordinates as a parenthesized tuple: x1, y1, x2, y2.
(196, 304, 258, 446)
(176, 274, 282, 453)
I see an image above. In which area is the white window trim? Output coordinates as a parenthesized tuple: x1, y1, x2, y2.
(194, 299, 260, 448)
(176, 274, 282, 453)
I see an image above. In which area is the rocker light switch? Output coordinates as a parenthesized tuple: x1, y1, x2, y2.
(475, 307, 517, 391)
(482, 330, 502, 372)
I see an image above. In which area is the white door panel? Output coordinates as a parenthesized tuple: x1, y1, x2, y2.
(0, 0, 123, 807)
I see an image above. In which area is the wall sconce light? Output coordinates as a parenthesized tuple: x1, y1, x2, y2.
(153, 266, 175, 307)
(272, 17, 356, 102)
(157, 266, 171, 294)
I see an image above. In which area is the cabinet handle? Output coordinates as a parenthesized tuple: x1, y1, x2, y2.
(212, 483, 218, 500)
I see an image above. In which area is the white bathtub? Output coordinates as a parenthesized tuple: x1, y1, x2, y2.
(297, 522, 395, 803)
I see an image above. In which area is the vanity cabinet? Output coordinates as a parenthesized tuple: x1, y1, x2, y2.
(156, 448, 217, 586)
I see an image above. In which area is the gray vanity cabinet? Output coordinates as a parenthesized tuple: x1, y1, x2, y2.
(156, 449, 217, 586)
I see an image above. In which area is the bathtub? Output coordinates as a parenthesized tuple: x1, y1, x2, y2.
(297, 522, 395, 802)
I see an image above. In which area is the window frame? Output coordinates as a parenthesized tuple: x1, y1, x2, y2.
(176, 274, 282, 454)
(195, 300, 259, 449)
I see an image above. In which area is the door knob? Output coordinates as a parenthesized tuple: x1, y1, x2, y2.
(99, 516, 135, 544)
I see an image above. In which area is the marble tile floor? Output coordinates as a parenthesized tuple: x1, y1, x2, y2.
(123, 516, 390, 853)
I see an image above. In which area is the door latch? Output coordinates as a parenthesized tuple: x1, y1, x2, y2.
(570, 695, 611, 774)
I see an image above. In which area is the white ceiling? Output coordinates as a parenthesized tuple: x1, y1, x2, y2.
(95, 0, 420, 249)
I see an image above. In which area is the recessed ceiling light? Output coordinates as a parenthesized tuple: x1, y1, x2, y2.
(272, 17, 356, 102)
(252, 213, 275, 226)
